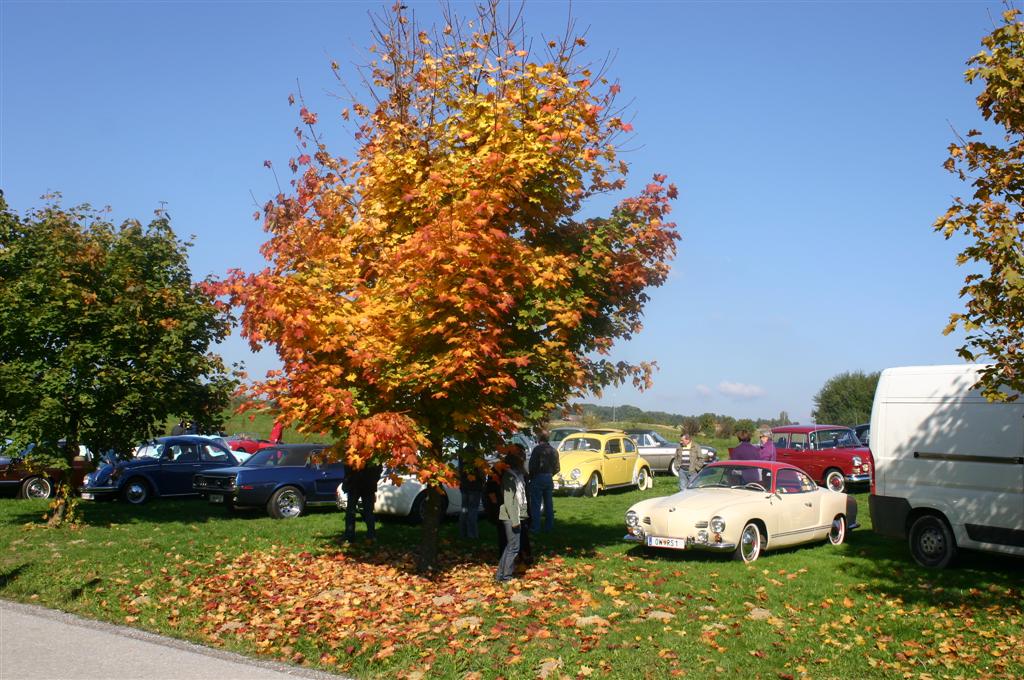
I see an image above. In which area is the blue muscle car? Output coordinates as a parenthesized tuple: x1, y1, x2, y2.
(193, 443, 343, 519)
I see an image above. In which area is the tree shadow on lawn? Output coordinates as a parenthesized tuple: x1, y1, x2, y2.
(834, 529, 1024, 609)
(2, 497, 274, 527)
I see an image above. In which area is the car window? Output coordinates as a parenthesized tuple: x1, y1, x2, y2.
(562, 437, 601, 452)
(200, 444, 233, 463)
(788, 433, 808, 451)
(773, 433, 789, 448)
(136, 444, 162, 459)
(623, 438, 636, 453)
(811, 429, 857, 450)
(243, 448, 285, 467)
(776, 468, 814, 494)
(280, 449, 311, 466)
(165, 444, 199, 463)
(691, 465, 772, 489)
(651, 432, 670, 446)
(606, 438, 622, 454)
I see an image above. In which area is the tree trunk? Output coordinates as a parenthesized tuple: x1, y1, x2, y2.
(416, 486, 445, 573)
(47, 410, 80, 528)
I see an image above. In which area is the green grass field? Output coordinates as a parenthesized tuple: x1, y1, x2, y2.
(1, 469, 1021, 679)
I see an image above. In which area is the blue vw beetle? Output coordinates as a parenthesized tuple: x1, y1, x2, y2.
(80, 435, 239, 505)
(193, 443, 344, 519)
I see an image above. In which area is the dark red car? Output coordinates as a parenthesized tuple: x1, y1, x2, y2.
(0, 443, 91, 499)
(769, 425, 873, 493)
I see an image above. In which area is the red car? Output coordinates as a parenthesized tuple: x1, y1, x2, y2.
(769, 425, 872, 493)
(222, 433, 274, 455)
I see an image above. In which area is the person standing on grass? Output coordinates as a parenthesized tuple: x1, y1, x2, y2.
(729, 430, 760, 460)
(342, 461, 382, 542)
(758, 431, 777, 462)
(527, 431, 560, 532)
(495, 446, 529, 582)
(458, 451, 484, 539)
(269, 420, 284, 444)
(674, 432, 704, 491)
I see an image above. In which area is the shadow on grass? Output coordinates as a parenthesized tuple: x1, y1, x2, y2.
(0, 563, 29, 591)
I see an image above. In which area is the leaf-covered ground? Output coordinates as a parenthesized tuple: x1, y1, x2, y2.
(1, 476, 1022, 679)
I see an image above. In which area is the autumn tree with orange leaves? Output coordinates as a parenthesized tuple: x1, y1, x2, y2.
(218, 2, 678, 569)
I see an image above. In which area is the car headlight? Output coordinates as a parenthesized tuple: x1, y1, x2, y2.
(852, 456, 862, 467)
(710, 516, 726, 533)
(625, 510, 639, 527)
(570, 468, 581, 480)
(697, 530, 709, 543)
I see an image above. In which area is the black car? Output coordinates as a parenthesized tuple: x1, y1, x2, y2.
(193, 443, 343, 519)
(853, 423, 870, 447)
(80, 436, 239, 504)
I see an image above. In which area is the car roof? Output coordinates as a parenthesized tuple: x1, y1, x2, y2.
(771, 424, 851, 433)
(623, 429, 656, 434)
(706, 460, 804, 472)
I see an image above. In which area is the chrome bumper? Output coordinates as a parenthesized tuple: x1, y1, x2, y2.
(624, 531, 736, 551)
(845, 473, 872, 483)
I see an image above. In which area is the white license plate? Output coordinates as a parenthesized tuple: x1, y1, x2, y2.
(209, 494, 224, 504)
(81, 492, 94, 500)
(646, 535, 685, 550)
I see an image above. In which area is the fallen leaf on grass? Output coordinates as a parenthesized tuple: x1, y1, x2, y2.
(537, 657, 562, 678)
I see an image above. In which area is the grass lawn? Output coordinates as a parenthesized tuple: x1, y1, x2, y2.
(1, 475, 1021, 679)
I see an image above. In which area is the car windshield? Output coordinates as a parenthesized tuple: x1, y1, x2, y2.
(135, 443, 162, 459)
(810, 428, 861, 449)
(560, 437, 601, 452)
(689, 465, 773, 490)
(244, 447, 309, 467)
(650, 432, 670, 446)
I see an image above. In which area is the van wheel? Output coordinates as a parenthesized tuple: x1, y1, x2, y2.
(824, 469, 845, 493)
(909, 514, 957, 569)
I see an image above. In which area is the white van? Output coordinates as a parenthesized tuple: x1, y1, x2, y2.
(869, 364, 1024, 568)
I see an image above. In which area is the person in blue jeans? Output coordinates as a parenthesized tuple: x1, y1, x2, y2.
(527, 431, 560, 532)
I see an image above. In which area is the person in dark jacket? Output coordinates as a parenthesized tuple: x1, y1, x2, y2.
(527, 431, 560, 532)
(342, 461, 383, 541)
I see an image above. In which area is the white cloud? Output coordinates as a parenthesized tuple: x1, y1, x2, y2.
(696, 384, 713, 397)
(718, 381, 766, 400)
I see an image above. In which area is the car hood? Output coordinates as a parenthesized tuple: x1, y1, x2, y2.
(197, 465, 247, 477)
(558, 450, 602, 470)
(631, 488, 769, 516)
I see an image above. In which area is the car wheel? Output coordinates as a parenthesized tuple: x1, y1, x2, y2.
(19, 476, 53, 500)
(636, 467, 652, 491)
(909, 514, 957, 569)
(824, 469, 845, 493)
(582, 473, 601, 498)
(668, 458, 679, 478)
(828, 515, 847, 545)
(410, 491, 450, 524)
(267, 486, 305, 519)
(733, 522, 763, 563)
(121, 478, 151, 505)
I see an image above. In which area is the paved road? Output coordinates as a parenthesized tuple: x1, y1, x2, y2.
(0, 599, 345, 680)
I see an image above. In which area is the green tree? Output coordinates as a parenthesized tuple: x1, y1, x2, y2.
(698, 412, 716, 435)
(679, 416, 700, 436)
(717, 415, 736, 438)
(937, 8, 1024, 401)
(734, 418, 757, 435)
(810, 371, 879, 426)
(0, 196, 236, 522)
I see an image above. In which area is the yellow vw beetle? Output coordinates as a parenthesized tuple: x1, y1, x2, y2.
(554, 430, 654, 497)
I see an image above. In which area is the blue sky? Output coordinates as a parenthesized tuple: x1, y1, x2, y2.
(1, 1, 1000, 422)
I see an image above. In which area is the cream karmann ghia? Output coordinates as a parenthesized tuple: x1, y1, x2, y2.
(624, 461, 859, 563)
